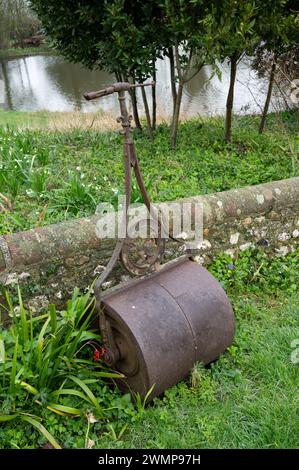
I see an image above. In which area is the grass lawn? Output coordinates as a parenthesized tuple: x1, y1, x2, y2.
(0, 45, 55, 59)
(0, 110, 50, 128)
(0, 109, 115, 130)
(0, 109, 298, 235)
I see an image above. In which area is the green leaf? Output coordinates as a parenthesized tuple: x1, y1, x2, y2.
(37, 316, 51, 346)
(4, 290, 15, 320)
(78, 368, 125, 379)
(51, 328, 75, 378)
(21, 415, 62, 449)
(107, 423, 117, 441)
(18, 286, 28, 345)
(17, 380, 38, 395)
(9, 335, 18, 394)
(29, 309, 33, 343)
(68, 375, 103, 416)
(49, 304, 57, 334)
(50, 388, 93, 404)
(0, 339, 5, 363)
(79, 331, 102, 342)
(47, 403, 82, 416)
(143, 383, 155, 407)
(36, 316, 51, 375)
(65, 307, 94, 359)
(0, 414, 18, 422)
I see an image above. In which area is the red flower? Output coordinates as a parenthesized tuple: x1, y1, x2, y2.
(93, 347, 106, 362)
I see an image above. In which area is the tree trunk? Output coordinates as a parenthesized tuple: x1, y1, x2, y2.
(168, 47, 177, 120)
(1, 60, 13, 109)
(152, 60, 157, 131)
(225, 54, 238, 144)
(141, 85, 154, 141)
(117, 72, 142, 131)
(130, 77, 142, 131)
(259, 56, 277, 134)
(171, 82, 183, 150)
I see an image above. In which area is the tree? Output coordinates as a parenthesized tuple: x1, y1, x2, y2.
(32, 1, 237, 148)
(214, 0, 258, 143)
(0, 0, 40, 49)
(98, 0, 162, 138)
(253, 0, 298, 133)
(159, 0, 221, 149)
(30, 0, 161, 132)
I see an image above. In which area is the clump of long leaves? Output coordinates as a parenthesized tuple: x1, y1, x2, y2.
(0, 288, 127, 448)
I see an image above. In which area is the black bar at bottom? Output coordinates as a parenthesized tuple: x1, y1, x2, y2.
(0, 449, 297, 467)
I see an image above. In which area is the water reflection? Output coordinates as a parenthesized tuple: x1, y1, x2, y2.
(0, 54, 273, 117)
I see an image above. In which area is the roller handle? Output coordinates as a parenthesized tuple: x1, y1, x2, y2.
(84, 81, 155, 101)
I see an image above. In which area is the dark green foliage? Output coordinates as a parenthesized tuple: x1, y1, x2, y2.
(252, 1, 298, 133)
(29, 0, 160, 80)
(255, 0, 298, 52)
(209, 247, 299, 295)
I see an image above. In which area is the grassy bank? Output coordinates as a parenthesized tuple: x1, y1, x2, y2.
(0, 109, 117, 131)
(0, 110, 50, 128)
(0, 45, 55, 59)
(0, 110, 298, 235)
(0, 247, 298, 448)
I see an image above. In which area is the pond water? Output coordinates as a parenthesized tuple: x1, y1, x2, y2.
(0, 54, 278, 117)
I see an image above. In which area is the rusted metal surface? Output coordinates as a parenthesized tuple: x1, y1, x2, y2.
(84, 81, 155, 101)
(101, 258, 235, 399)
(84, 82, 167, 363)
(121, 218, 165, 276)
(84, 81, 162, 281)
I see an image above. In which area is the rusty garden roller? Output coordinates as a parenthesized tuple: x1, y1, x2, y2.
(84, 82, 235, 400)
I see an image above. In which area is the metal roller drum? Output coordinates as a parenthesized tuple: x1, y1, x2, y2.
(101, 258, 235, 399)
(84, 83, 235, 400)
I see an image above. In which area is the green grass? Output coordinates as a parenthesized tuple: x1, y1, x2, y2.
(0, 45, 55, 59)
(0, 110, 50, 128)
(0, 110, 298, 235)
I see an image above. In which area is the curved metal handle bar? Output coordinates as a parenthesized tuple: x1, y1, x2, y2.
(84, 81, 155, 101)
